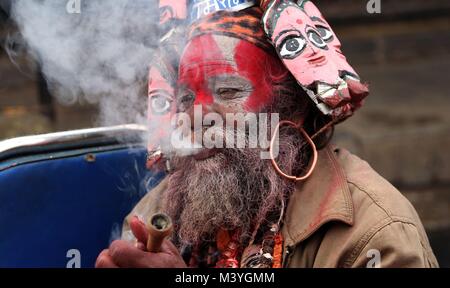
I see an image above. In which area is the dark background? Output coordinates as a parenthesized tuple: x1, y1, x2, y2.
(0, 0, 449, 266)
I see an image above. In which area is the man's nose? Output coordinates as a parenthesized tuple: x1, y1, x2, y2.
(185, 102, 213, 130)
(193, 90, 214, 106)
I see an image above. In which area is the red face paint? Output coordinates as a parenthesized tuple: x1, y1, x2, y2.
(178, 34, 287, 112)
(179, 34, 235, 107)
(235, 40, 288, 111)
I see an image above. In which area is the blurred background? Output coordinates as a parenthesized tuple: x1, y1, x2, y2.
(0, 0, 449, 266)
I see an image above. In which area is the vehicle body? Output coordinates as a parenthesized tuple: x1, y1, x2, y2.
(0, 125, 164, 268)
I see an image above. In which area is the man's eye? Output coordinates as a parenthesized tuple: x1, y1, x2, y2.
(177, 93, 195, 111)
(307, 29, 328, 49)
(150, 96, 172, 115)
(216, 88, 241, 99)
(316, 25, 334, 42)
(279, 36, 307, 59)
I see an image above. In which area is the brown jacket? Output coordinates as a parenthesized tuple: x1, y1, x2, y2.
(122, 146, 439, 268)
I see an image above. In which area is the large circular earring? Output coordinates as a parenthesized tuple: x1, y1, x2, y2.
(269, 120, 318, 181)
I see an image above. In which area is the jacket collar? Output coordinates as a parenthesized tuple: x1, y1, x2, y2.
(281, 146, 354, 247)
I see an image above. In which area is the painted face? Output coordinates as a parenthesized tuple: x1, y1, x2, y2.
(266, 2, 339, 87)
(147, 56, 178, 169)
(145, 0, 188, 169)
(301, 0, 357, 79)
(178, 34, 287, 114)
(301, 0, 368, 108)
(261, 0, 368, 117)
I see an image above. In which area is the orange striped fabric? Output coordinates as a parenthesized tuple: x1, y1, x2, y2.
(188, 7, 273, 52)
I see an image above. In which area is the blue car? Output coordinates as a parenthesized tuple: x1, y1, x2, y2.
(0, 125, 164, 268)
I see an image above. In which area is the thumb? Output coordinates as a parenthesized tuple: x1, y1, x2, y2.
(130, 216, 149, 245)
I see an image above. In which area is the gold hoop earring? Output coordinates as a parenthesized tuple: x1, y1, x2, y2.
(269, 120, 318, 181)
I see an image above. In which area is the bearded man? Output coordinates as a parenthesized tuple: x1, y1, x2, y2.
(95, 1, 438, 268)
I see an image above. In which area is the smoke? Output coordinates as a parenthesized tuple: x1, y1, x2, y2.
(9, 0, 160, 127)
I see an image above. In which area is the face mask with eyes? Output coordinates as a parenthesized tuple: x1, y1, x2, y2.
(147, 55, 178, 169)
(261, 0, 368, 119)
(146, 0, 189, 170)
(300, 1, 356, 79)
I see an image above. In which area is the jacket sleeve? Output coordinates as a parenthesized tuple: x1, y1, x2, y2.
(350, 221, 439, 268)
(121, 177, 168, 241)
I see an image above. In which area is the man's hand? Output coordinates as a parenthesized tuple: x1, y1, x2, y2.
(95, 216, 187, 268)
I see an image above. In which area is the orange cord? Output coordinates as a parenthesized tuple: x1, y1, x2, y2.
(272, 233, 283, 268)
(269, 120, 318, 181)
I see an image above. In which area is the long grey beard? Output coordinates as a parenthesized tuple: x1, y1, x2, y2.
(161, 129, 308, 248)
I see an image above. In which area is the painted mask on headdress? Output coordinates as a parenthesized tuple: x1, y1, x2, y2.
(147, 56, 177, 168)
(260, 0, 368, 119)
(146, 1, 189, 169)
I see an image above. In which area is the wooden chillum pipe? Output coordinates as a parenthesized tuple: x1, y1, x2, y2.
(146, 213, 173, 253)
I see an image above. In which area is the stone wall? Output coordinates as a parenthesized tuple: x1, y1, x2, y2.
(323, 0, 450, 266)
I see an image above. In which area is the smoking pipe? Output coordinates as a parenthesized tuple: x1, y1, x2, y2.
(146, 213, 173, 252)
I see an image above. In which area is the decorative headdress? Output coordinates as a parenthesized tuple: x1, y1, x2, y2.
(147, 0, 369, 168)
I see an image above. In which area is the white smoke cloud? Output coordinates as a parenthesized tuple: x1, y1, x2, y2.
(10, 0, 160, 127)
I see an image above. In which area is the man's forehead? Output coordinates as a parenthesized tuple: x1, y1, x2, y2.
(180, 34, 279, 76)
(181, 34, 241, 66)
(212, 35, 242, 63)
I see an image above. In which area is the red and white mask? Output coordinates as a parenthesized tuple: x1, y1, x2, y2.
(146, 58, 178, 169)
(301, 0, 356, 79)
(261, 0, 368, 118)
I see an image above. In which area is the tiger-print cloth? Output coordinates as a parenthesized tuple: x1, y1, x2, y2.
(188, 7, 273, 52)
